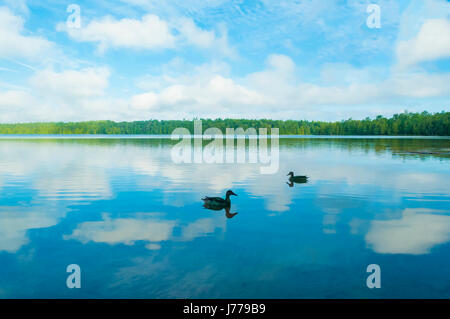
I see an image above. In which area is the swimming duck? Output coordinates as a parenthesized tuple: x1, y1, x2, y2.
(287, 171, 308, 184)
(202, 190, 237, 208)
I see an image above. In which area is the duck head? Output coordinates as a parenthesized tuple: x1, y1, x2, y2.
(226, 190, 237, 197)
(287, 172, 294, 177)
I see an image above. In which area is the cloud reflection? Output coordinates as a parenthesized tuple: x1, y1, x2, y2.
(64, 213, 176, 248)
(64, 213, 226, 249)
(365, 208, 450, 255)
(0, 138, 449, 255)
(0, 208, 65, 253)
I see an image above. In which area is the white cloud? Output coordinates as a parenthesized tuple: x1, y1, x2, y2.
(0, 67, 114, 122)
(1, 51, 449, 123)
(0, 7, 54, 60)
(57, 14, 234, 56)
(1, 1, 448, 122)
(366, 208, 450, 255)
(396, 19, 450, 68)
(125, 54, 450, 119)
(0, 89, 33, 109)
(388, 72, 450, 98)
(129, 74, 264, 115)
(29, 67, 110, 99)
(176, 18, 216, 48)
(3, 0, 29, 15)
(175, 18, 236, 58)
(266, 54, 295, 73)
(58, 14, 176, 52)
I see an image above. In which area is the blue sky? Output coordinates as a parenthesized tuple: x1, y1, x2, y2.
(0, 0, 449, 122)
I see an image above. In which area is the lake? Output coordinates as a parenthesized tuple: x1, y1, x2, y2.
(0, 136, 449, 298)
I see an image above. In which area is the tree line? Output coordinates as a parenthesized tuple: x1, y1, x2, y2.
(0, 111, 448, 136)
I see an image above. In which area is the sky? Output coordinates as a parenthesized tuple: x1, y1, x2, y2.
(0, 0, 449, 123)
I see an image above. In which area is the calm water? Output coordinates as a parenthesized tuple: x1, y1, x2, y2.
(0, 136, 449, 298)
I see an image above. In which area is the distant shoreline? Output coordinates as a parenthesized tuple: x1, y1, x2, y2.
(0, 111, 448, 136)
(0, 134, 449, 139)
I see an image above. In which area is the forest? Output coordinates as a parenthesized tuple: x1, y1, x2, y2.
(0, 111, 448, 136)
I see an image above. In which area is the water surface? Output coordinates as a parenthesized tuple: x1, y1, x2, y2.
(0, 136, 449, 298)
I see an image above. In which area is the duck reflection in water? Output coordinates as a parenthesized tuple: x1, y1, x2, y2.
(287, 171, 308, 187)
(202, 190, 238, 219)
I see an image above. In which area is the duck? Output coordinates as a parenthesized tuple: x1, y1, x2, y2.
(202, 190, 237, 208)
(287, 171, 308, 186)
